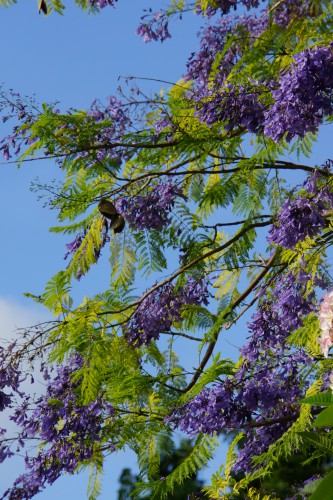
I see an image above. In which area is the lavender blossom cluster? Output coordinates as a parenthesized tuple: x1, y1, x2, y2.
(273, 0, 312, 26)
(1, 354, 115, 499)
(264, 46, 333, 142)
(197, 85, 265, 133)
(116, 181, 185, 231)
(125, 279, 209, 347)
(196, 0, 261, 17)
(268, 168, 333, 249)
(0, 89, 37, 160)
(0, 343, 23, 464)
(136, 1, 267, 44)
(185, 15, 267, 95)
(136, 9, 171, 43)
(87, 96, 132, 163)
(89, 0, 118, 8)
(169, 266, 317, 473)
(184, 9, 332, 144)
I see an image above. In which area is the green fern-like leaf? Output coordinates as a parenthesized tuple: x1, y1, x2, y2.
(87, 459, 103, 500)
(135, 229, 167, 276)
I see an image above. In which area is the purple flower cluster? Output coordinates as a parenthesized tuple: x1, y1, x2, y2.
(185, 19, 331, 142)
(136, 9, 171, 43)
(168, 381, 249, 436)
(116, 181, 185, 231)
(135, 2, 265, 44)
(169, 268, 317, 472)
(196, 0, 261, 17)
(0, 89, 36, 160)
(197, 85, 265, 133)
(273, 0, 312, 26)
(64, 232, 84, 260)
(242, 271, 317, 362)
(0, 344, 23, 409)
(234, 413, 293, 473)
(2, 354, 115, 499)
(89, 0, 117, 8)
(87, 96, 132, 163)
(234, 345, 311, 474)
(125, 279, 209, 347)
(264, 46, 333, 142)
(183, 14, 269, 132)
(0, 343, 24, 464)
(171, 348, 310, 470)
(185, 15, 267, 95)
(268, 170, 333, 249)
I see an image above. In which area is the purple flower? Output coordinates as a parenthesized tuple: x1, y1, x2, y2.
(185, 14, 267, 95)
(136, 9, 171, 43)
(89, 0, 117, 8)
(169, 268, 317, 471)
(2, 354, 115, 499)
(196, 84, 265, 133)
(273, 0, 312, 26)
(195, 0, 262, 17)
(264, 46, 333, 142)
(125, 279, 209, 346)
(116, 181, 186, 231)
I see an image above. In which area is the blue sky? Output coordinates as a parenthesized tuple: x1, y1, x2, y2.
(0, 1, 332, 499)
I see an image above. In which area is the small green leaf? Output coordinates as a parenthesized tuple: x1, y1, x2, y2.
(309, 470, 333, 500)
(300, 392, 333, 406)
(300, 478, 324, 494)
(47, 398, 64, 408)
(313, 406, 333, 428)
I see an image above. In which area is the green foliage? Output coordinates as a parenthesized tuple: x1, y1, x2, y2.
(87, 459, 103, 500)
(135, 229, 167, 276)
(110, 229, 137, 289)
(134, 434, 217, 499)
(299, 431, 333, 453)
(300, 392, 333, 406)
(117, 439, 205, 500)
(313, 406, 333, 427)
(308, 470, 333, 500)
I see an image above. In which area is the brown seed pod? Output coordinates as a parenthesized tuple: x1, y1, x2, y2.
(110, 214, 125, 233)
(38, 0, 48, 14)
(98, 199, 125, 233)
(98, 199, 117, 218)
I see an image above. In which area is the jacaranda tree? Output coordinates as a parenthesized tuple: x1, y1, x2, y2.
(0, 0, 333, 498)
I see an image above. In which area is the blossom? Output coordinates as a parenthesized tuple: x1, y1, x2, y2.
(169, 269, 315, 470)
(2, 355, 115, 498)
(125, 279, 209, 346)
(318, 291, 333, 357)
(116, 182, 186, 231)
(329, 371, 333, 392)
(264, 46, 333, 142)
(267, 167, 333, 249)
(317, 330, 333, 358)
(136, 10, 171, 43)
(89, 0, 117, 8)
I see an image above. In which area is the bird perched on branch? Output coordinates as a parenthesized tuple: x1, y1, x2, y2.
(98, 199, 125, 234)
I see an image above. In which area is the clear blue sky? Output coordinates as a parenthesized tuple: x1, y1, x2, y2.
(0, 2, 332, 499)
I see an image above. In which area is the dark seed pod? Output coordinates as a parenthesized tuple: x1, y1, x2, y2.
(110, 214, 125, 233)
(38, 0, 48, 14)
(98, 199, 125, 233)
(98, 199, 117, 218)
